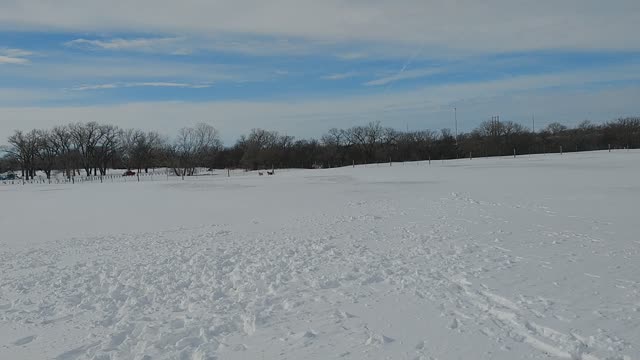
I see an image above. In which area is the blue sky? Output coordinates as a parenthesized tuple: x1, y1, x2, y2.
(1, 0, 640, 144)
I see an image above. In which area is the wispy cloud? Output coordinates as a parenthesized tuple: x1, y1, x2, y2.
(0, 54, 251, 84)
(3, 83, 639, 144)
(2, 49, 34, 57)
(72, 84, 119, 91)
(0, 48, 33, 65)
(336, 52, 367, 60)
(3, 1, 640, 54)
(64, 35, 337, 57)
(0, 56, 27, 64)
(321, 72, 358, 80)
(60, 35, 456, 60)
(71, 82, 212, 91)
(365, 68, 442, 86)
(65, 37, 187, 54)
(0, 88, 83, 105)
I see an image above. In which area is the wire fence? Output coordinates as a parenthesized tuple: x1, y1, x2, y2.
(1, 149, 634, 188)
(0, 172, 167, 186)
(0, 168, 290, 187)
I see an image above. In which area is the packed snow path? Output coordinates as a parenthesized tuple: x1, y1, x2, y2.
(1, 151, 638, 359)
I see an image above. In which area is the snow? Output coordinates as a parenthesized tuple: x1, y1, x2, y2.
(1, 150, 638, 360)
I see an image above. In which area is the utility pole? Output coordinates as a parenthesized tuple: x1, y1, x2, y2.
(454, 107, 458, 145)
(532, 113, 535, 133)
(491, 115, 500, 136)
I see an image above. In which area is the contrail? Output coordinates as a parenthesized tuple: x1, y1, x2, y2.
(382, 42, 426, 94)
(376, 42, 427, 127)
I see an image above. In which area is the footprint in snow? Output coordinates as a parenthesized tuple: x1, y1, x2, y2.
(13, 335, 36, 346)
(365, 333, 395, 346)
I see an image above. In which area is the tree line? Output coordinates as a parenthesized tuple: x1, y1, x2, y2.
(1, 117, 639, 179)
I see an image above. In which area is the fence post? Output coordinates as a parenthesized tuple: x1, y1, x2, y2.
(470, 152, 472, 160)
(560, 145, 563, 155)
(608, 144, 611, 152)
(227, 168, 230, 177)
(429, 155, 431, 165)
(513, 148, 516, 158)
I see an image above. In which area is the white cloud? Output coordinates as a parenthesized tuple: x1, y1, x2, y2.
(322, 72, 358, 80)
(71, 84, 118, 91)
(336, 52, 368, 60)
(64, 35, 338, 57)
(2, 63, 640, 143)
(0, 56, 258, 84)
(0, 56, 27, 64)
(1, 1, 638, 53)
(65, 37, 185, 53)
(0, 48, 33, 65)
(0, 88, 83, 105)
(3, 49, 34, 57)
(365, 68, 442, 86)
(202, 37, 332, 56)
(71, 82, 212, 91)
(1, 85, 638, 146)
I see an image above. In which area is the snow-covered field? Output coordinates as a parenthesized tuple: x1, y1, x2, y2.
(1, 151, 638, 360)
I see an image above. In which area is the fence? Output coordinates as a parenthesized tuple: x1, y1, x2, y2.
(0, 168, 280, 187)
(0, 172, 166, 186)
(1, 149, 634, 187)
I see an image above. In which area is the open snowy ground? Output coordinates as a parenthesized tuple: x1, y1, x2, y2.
(1, 151, 638, 360)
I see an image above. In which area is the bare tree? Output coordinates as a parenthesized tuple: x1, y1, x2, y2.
(51, 125, 75, 179)
(94, 124, 120, 176)
(171, 123, 222, 177)
(240, 128, 280, 169)
(321, 128, 345, 167)
(546, 122, 568, 136)
(35, 130, 60, 180)
(194, 123, 223, 168)
(69, 122, 102, 176)
(2, 115, 640, 178)
(119, 129, 145, 171)
(345, 122, 385, 162)
(141, 131, 167, 173)
(4, 130, 39, 180)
